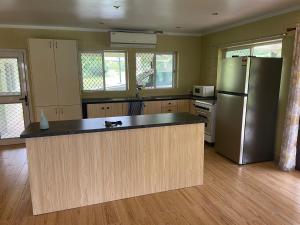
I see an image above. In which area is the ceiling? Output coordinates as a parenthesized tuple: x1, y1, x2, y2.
(1, 0, 300, 35)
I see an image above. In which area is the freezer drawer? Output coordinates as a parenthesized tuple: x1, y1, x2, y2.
(215, 93, 247, 164)
(219, 57, 250, 94)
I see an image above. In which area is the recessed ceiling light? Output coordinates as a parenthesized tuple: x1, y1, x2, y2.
(212, 12, 219, 16)
(113, 5, 120, 9)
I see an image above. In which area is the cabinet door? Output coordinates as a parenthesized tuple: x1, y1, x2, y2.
(28, 39, 58, 106)
(54, 40, 81, 106)
(189, 100, 197, 115)
(59, 105, 82, 121)
(87, 104, 106, 118)
(143, 101, 162, 114)
(122, 103, 129, 116)
(177, 100, 190, 112)
(105, 103, 123, 117)
(35, 106, 59, 122)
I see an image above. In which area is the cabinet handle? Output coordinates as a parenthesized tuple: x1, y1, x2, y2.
(168, 102, 171, 105)
(168, 109, 171, 112)
(49, 41, 52, 48)
(101, 107, 105, 110)
(106, 107, 110, 109)
(55, 41, 58, 48)
(55, 108, 58, 114)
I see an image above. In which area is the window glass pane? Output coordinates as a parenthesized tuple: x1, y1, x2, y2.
(225, 49, 251, 58)
(136, 53, 155, 88)
(80, 53, 104, 91)
(252, 42, 282, 58)
(0, 103, 24, 139)
(156, 54, 174, 88)
(104, 52, 126, 91)
(0, 58, 21, 96)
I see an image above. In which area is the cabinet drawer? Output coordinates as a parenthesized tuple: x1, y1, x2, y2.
(161, 100, 177, 107)
(162, 106, 178, 113)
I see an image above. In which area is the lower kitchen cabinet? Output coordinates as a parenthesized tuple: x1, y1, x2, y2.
(35, 106, 59, 121)
(161, 100, 177, 107)
(161, 106, 178, 113)
(143, 101, 162, 114)
(35, 105, 82, 121)
(59, 105, 82, 120)
(87, 103, 124, 118)
(86, 99, 198, 118)
(87, 104, 106, 118)
(189, 100, 198, 115)
(177, 100, 190, 112)
(122, 103, 129, 116)
(105, 103, 123, 117)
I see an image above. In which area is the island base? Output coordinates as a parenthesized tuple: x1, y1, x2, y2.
(26, 124, 204, 215)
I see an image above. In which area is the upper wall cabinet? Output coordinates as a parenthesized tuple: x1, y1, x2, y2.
(28, 39, 58, 106)
(28, 39, 81, 107)
(54, 40, 81, 106)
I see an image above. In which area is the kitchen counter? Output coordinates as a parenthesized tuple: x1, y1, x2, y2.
(20, 112, 204, 138)
(22, 113, 204, 215)
(82, 94, 216, 104)
(81, 95, 216, 118)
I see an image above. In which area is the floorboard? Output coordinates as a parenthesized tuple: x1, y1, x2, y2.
(0, 144, 300, 225)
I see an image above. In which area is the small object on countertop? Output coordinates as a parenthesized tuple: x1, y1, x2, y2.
(40, 110, 49, 130)
(105, 121, 122, 128)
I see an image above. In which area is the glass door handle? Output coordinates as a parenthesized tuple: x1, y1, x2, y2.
(19, 96, 28, 105)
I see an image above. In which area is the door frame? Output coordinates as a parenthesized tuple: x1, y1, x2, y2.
(0, 49, 33, 145)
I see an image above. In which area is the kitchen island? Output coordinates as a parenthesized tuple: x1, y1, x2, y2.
(21, 113, 205, 215)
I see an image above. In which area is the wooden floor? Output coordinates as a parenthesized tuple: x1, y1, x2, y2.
(1, 145, 300, 225)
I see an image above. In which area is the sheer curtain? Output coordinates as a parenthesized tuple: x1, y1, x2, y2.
(279, 24, 300, 171)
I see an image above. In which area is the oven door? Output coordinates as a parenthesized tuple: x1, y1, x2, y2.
(197, 113, 211, 135)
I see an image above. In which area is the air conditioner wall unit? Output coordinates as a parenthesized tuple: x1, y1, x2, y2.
(110, 31, 157, 49)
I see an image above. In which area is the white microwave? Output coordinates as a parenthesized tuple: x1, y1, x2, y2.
(193, 86, 215, 97)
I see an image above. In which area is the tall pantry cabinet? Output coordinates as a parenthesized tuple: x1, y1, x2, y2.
(28, 39, 82, 121)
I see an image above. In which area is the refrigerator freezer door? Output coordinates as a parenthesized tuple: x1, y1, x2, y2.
(215, 93, 247, 164)
(219, 57, 250, 94)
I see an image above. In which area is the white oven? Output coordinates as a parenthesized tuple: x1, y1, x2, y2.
(195, 100, 216, 143)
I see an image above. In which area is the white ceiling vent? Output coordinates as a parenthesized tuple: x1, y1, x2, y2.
(110, 31, 157, 49)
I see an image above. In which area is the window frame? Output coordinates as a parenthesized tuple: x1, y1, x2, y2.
(79, 50, 129, 92)
(135, 51, 177, 89)
(223, 39, 283, 59)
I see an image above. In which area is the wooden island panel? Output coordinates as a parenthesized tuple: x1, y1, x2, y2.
(26, 123, 204, 215)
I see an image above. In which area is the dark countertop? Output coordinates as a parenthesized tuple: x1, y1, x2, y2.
(20, 112, 205, 139)
(82, 95, 216, 104)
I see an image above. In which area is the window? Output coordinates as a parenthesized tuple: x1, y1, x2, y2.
(224, 40, 282, 58)
(136, 52, 176, 89)
(80, 51, 127, 91)
(225, 48, 251, 58)
(0, 58, 21, 96)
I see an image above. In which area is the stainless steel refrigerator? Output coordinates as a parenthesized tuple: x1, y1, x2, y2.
(215, 57, 282, 164)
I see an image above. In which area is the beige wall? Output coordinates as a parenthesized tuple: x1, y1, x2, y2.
(200, 9, 300, 159)
(0, 28, 202, 99)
